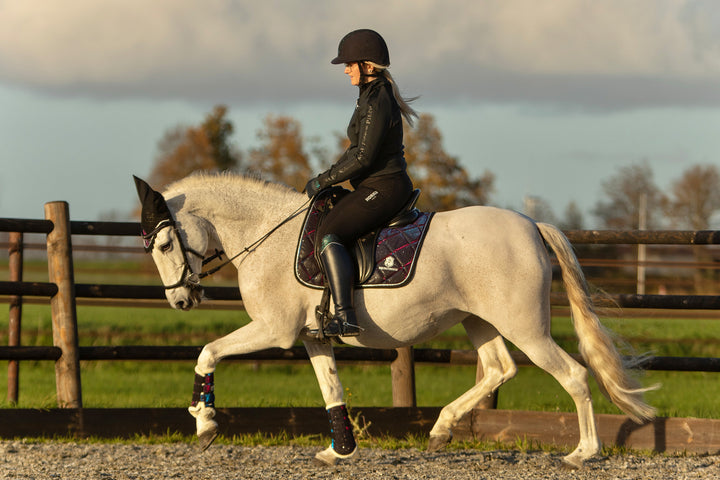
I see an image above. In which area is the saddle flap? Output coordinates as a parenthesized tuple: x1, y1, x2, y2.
(352, 231, 379, 284)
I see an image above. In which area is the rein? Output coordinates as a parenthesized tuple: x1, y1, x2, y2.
(199, 198, 311, 278)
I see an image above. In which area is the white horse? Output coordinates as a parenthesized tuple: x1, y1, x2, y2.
(133, 173, 655, 468)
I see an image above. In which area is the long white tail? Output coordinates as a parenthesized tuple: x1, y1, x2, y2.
(537, 222, 657, 423)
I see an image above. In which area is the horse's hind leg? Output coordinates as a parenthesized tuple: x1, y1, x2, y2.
(512, 334, 601, 468)
(428, 318, 517, 451)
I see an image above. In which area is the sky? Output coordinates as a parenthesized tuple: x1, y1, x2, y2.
(1, 0, 719, 228)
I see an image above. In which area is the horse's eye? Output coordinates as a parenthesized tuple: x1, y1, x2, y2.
(159, 241, 173, 253)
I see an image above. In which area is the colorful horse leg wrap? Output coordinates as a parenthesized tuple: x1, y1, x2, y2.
(191, 372, 215, 408)
(327, 403, 356, 456)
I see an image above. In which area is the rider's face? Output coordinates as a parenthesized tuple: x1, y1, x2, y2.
(344, 62, 373, 86)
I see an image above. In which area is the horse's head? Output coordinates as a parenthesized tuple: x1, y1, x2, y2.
(133, 176, 207, 311)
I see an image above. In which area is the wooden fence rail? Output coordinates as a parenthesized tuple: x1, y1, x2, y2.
(2, 345, 720, 373)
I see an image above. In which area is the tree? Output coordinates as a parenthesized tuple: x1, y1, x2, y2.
(665, 164, 720, 229)
(523, 196, 558, 224)
(665, 164, 720, 294)
(560, 201, 585, 230)
(246, 115, 314, 192)
(592, 161, 665, 229)
(404, 114, 494, 211)
(149, 105, 241, 188)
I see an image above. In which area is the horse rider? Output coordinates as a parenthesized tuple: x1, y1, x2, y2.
(305, 29, 419, 337)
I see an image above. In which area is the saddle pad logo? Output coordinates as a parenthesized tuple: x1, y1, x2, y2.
(379, 257, 397, 272)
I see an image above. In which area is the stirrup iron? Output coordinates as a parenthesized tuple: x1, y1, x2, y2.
(324, 317, 362, 337)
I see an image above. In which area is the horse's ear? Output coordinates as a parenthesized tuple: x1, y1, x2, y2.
(133, 175, 173, 234)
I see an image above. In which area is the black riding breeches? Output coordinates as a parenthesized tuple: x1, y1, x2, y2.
(317, 172, 413, 247)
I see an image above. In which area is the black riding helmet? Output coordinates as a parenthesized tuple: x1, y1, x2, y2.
(331, 29, 390, 67)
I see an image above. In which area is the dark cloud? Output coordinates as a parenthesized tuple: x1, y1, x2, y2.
(1, 0, 719, 110)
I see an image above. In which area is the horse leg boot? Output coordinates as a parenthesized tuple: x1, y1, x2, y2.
(314, 402, 358, 465)
(187, 367, 219, 451)
(320, 235, 360, 337)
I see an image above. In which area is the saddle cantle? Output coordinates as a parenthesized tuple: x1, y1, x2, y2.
(295, 188, 434, 289)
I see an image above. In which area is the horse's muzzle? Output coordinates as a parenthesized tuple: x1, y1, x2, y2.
(172, 285, 204, 311)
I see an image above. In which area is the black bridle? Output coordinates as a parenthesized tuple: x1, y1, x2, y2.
(142, 219, 220, 290)
(141, 198, 311, 290)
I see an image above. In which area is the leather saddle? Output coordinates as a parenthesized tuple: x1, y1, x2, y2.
(350, 188, 422, 283)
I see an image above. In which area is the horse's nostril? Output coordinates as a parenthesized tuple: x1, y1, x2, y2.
(175, 301, 185, 310)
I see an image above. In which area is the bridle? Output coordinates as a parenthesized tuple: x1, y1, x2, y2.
(141, 198, 311, 291)
(142, 219, 214, 290)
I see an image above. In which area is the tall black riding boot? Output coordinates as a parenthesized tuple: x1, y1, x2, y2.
(320, 235, 361, 337)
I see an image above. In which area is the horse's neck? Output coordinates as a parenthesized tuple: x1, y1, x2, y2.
(175, 180, 305, 257)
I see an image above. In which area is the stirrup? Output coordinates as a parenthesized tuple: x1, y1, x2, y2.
(323, 318, 362, 337)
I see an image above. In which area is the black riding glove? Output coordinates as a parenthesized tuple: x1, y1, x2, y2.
(305, 177, 321, 198)
(305, 173, 329, 198)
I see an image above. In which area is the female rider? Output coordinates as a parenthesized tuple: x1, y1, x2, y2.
(305, 29, 418, 337)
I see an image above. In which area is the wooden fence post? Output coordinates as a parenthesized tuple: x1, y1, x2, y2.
(391, 346, 416, 407)
(7, 232, 23, 404)
(44, 201, 82, 408)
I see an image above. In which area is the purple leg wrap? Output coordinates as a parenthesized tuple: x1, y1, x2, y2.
(191, 372, 215, 408)
(327, 404, 356, 456)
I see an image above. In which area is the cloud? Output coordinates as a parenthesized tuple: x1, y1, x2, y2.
(1, 0, 718, 108)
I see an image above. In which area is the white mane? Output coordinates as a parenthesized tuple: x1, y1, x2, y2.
(164, 171, 298, 197)
(162, 172, 304, 219)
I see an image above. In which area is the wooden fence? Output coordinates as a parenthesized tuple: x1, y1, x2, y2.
(2, 201, 720, 453)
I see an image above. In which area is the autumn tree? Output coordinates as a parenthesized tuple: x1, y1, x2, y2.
(404, 113, 494, 211)
(664, 164, 720, 229)
(149, 105, 241, 188)
(246, 115, 315, 192)
(592, 161, 665, 229)
(665, 164, 720, 293)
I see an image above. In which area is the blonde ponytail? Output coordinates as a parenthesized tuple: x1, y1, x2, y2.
(366, 62, 419, 127)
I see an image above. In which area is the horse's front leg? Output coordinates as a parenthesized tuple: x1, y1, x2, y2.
(303, 339, 357, 466)
(188, 367, 219, 450)
(188, 320, 297, 451)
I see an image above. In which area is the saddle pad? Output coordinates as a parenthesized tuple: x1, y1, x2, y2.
(294, 196, 434, 289)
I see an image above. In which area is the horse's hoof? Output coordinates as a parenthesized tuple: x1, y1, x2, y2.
(314, 447, 339, 466)
(427, 433, 452, 452)
(560, 456, 582, 470)
(198, 428, 219, 452)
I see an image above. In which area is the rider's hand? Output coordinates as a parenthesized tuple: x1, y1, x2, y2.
(305, 176, 323, 198)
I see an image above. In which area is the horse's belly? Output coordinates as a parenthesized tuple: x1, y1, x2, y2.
(347, 306, 468, 349)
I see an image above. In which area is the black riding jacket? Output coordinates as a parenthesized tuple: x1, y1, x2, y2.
(320, 76, 406, 188)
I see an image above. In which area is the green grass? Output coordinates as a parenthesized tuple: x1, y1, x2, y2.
(4, 303, 250, 347)
(1, 304, 719, 419)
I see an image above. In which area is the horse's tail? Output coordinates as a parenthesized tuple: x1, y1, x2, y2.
(536, 222, 657, 424)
